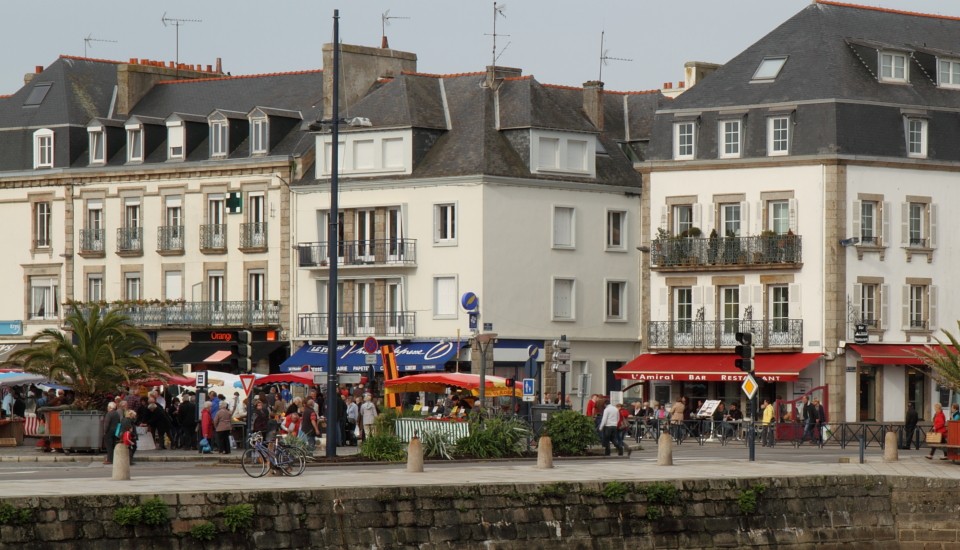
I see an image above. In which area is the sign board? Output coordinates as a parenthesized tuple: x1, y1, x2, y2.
(239, 374, 256, 396)
(609, 390, 624, 406)
(0, 321, 23, 336)
(363, 336, 379, 354)
(365, 354, 378, 365)
(696, 399, 722, 418)
(741, 374, 759, 400)
(522, 378, 535, 402)
(468, 313, 478, 331)
(313, 373, 362, 385)
(853, 324, 868, 345)
(483, 322, 493, 331)
(461, 292, 479, 312)
(195, 371, 207, 387)
(553, 351, 571, 362)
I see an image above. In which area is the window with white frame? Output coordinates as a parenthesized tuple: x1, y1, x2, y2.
(903, 200, 936, 248)
(719, 120, 741, 158)
(553, 278, 575, 321)
(752, 56, 788, 81)
(538, 137, 559, 170)
(939, 58, 960, 88)
(674, 287, 693, 334)
(530, 132, 595, 175)
(906, 118, 927, 158)
(33, 129, 53, 168)
(433, 276, 457, 318)
(880, 51, 908, 83)
(87, 274, 104, 302)
(605, 280, 626, 321)
(208, 271, 224, 304)
(859, 283, 880, 328)
(674, 121, 695, 159)
(904, 283, 936, 331)
(553, 206, 575, 248)
(770, 285, 790, 333)
(127, 127, 143, 162)
(768, 200, 790, 235)
(672, 204, 693, 236)
(167, 121, 184, 160)
(124, 272, 141, 301)
(721, 203, 741, 237)
(29, 277, 59, 320)
(211, 120, 228, 157)
(606, 210, 626, 250)
(860, 200, 878, 245)
(434, 203, 457, 245)
(89, 129, 105, 164)
(767, 116, 789, 156)
(249, 270, 265, 304)
(721, 287, 740, 335)
(251, 117, 268, 154)
(33, 201, 51, 249)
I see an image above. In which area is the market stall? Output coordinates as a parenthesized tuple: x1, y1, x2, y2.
(383, 373, 520, 398)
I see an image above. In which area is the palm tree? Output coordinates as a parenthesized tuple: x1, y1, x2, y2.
(10, 305, 173, 410)
(917, 321, 960, 391)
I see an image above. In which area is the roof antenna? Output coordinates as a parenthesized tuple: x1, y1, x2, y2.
(485, 2, 510, 69)
(161, 12, 202, 77)
(83, 34, 118, 58)
(598, 30, 631, 82)
(381, 10, 409, 49)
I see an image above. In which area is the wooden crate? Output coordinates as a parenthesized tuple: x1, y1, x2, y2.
(0, 438, 17, 447)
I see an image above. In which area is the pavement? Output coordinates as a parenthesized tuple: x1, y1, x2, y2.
(1, 436, 959, 499)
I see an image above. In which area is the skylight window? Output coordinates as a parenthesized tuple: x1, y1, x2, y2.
(752, 57, 788, 81)
(23, 82, 53, 106)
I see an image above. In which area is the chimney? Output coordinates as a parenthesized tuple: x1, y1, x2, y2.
(381, 35, 389, 49)
(23, 65, 43, 86)
(582, 80, 604, 131)
(485, 65, 522, 88)
(322, 43, 417, 120)
(115, 58, 227, 117)
(683, 61, 722, 90)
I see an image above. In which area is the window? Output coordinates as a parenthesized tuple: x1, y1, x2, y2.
(29, 277, 58, 320)
(87, 274, 103, 302)
(84, 199, 104, 252)
(566, 139, 587, 172)
(605, 280, 626, 321)
(861, 283, 878, 328)
(127, 128, 143, 162)
(167, 122, 184, 159)
(606, 210, 626, 250)
(674, 287, 693, 334)
(768, 200, 790, 235)
(163, 196, 183, 250)
(553, 278, 575, 321)
(538, 137, 559, 170)
(164, 270, 183, 301)
(860, 201, 877, 245)
(553, 206, 575, 248)
(721, 203, 741, 237)
(355, 281, 374, 333)
(33, 201, 51, 249)
(211, 121, 228, 157)
(939, 59, 960, 88)
(880, 52, 908, 83)
(89, 129, 105, 164)
(907, 285, 926, 330)
(208, 271, 224, 304)
(721, 287, 740, 335)
(249, 270, 265, 312)
(752, 56, 787, 81)
(125, 199, 140, 229)
(433, 276, 457, 318)
(719, 120, 741, 158)
(33, 129, 53, 168)
(770, 285, 789, 333)
(355, 209, 374, 260)
(674, 122, 695, 159)
(673, 204, 693, 236)
(434, 203, 457, 245)
(23, 82, 52, 106)
(767, 116, 789, 156)
(906, 118, 927, 158)
(251, 118, 268, 154)
(124, 273, 141, 301)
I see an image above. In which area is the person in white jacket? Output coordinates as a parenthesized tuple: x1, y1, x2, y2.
(599, 400, 624, 456)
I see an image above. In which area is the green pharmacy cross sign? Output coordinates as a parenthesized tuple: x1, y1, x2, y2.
(226, 192, 242, 214)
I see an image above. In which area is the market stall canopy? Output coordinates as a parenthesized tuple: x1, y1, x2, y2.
(0, 371, 53, 387)
(279, 341, 464, 373)
(253, 372, 317, 386)
(133, 374, 196, 387)
(384, 372, 520, 397)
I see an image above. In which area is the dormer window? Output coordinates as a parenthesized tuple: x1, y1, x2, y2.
(880, 51, 908, 83)
(126, 125, 143, 162)
(938, 58, 960, 89)
(167, 120, 184, 160)
(905, 118, 928, 158)
(719, 120, 741, 159)
(752, 56, 787, 81)
(33, 129, 54, 169)
(210, 120, 228, 158)
(88, 128, 105, 164)
(529, 130, 596, 177)
(251, 117, 268, 154)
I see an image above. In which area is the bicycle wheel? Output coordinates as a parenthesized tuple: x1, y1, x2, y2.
(287, 449, 307, 476)
(241, 448, 269, 478)
(272, 447, 296, 476)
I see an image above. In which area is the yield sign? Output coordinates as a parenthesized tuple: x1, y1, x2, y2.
(741, 374, 759, 400)
(239, 374, 256, 396)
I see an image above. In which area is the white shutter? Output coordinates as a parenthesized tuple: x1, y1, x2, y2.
(755, 201, 763, 233)
(929, 204, 938, 248)
(553, 207, 573, 247)
(789, 283, 801, 317)
(851, 200, 861, 242)
(752, 285, 763, 308)
(693, 286, 704, 308)
(693, 203, 703, 232)
(738, 284, 750, 314)
(881, 202, 890, 246)
(708, 206, 715, 233)
(704, 286, 715, 313)
(901, 202, 909, 245)
(853, 284, 863, 321)
(929, 286, 938, 331)
(901, 285, 910, 329)
(382, 138, 403, 169)
(880, 284, 889, 330)
(164, 271, 183, 301)
(659, 287, 668, 308)
(788, 198, 798, 233)
(740, 201, 750, 236)
(352, 139, 375, 170)
(660, 205, 668, 232)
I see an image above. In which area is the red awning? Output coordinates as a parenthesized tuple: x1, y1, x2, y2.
(848, 344, 944, 365)
(614, 353, 821, 383)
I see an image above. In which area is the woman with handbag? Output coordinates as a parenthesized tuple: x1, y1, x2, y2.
(926, 402, 948, 460)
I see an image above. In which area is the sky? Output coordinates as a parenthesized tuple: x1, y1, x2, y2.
(4, 0, 960, 95)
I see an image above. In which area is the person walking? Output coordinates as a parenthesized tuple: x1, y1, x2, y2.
(102, 402, 121, 465)
(599, 399, 624, 456)
(213, 401, 233, 455)
(901, 403, 919, 450)
(670, 397, 686, 442)
(799, 396, 816, 444)
(927, 402, 948, 460)
(200, 401, 214, 454)
(761, 399, 775, 447)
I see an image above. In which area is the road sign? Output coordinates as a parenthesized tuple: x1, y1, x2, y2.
(552, 351, 571, 362)
(527, 345, 539, 358)
(365, 354, 378, 365)
(522, 378, 535, 402)
(741, 374, 759, 400)
(363, 336, 379, 354)
(461, 292, 479, 312)
(313, 373, 362, 385)
(239, 374, 256, 396)
(195, 371, 207, 387)
(469, 312, 478, 331)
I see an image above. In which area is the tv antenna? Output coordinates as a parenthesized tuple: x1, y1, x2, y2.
(484, 2, 510, 68)
(598, 30, 631, 82)
(161, 12, 202, 74)
(83, 34, 118, 58)
(381, 10, 409, 48)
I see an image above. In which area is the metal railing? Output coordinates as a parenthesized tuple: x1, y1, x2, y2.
(79, 228, 105, 253)
(298, 311, 416, 338)
(650, 234, 802, 268)
(200, 224, 227, 251)
(157, 225, 184, 253)
(777, 422, 932, 450)
(240, 222, 268, 249)
(80, 300, 281, 328)
(297, 239, 418, 267)
(116, 227, 143, 253)
(646, 319, 803, 350)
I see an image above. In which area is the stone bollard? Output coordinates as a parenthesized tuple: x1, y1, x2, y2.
(883, 431, 899, 462)
(112, 443, 131, 481)
(657, 432, 673, 466)
(537, 436, 554, 469)
(407, 435, 424, 473)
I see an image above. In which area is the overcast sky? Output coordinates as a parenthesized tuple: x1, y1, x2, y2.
(4, 1, 960, 95)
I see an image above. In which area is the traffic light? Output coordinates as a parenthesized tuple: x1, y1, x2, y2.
(237, 330, 252, 373)
(504, 378, 515, 388)
(734, 331, 755, 373)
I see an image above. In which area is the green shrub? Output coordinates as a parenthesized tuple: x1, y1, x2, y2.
(644, 482, 679, 506)
(222, 503, 255, 533)
(455, 417, 532, 459)
(419, 429, 455, 460)
(0, 502, 32, 525)
(140, 498, 169, 526)
(602, 481, 630, 501)
(737, 483, 768, 514)
(113, 505, 142, 527)
(542, 410, 599, 455)
(190, 521, 217, 541)
(358, 432, 407, 462)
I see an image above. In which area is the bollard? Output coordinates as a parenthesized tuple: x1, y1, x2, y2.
(657, 432, 673, 466)
(537, 436, 554, 469)
(883, 431, 899, 462)
(406, 435, 424, 473)
(859, 436, 866, 464)
(112, 443, 131, 481)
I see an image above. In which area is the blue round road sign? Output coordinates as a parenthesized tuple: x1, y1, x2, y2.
(363, 336, 379, 354)
(461, 292, 479, 312)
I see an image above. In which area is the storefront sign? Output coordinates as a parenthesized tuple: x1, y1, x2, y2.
(0, 321, 22, 336)
(623, 373, 788, 382)
(854, 324, 868, 345)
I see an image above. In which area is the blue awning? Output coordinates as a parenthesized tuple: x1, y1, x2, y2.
(279, 341, 464, 373)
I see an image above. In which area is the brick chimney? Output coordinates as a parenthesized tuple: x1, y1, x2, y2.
(23, 65, 43, 86)
(485, 65, 522, 88)
(683, 61, 722, 89)
(582, 80, 604, 130)
(322, 43, 417, 120)
(115, 58, 225, 117)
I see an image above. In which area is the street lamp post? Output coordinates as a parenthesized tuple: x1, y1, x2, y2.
(474, 333, 497, 411)
(324, 9, 341, 458)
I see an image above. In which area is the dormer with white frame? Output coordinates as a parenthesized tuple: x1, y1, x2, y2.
(164, 113, 207, 161)
(315, 128, 413, 178)
(123, 115, 165, 164)
(207, 110, 249, 159)
(247, 107, 302, 157)
(86, 118, 124, 166)
(529, 129, 597, 178)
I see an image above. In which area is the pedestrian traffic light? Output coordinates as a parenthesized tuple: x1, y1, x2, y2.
(504, 378, 515, 388)
(734, 331, 755, 373)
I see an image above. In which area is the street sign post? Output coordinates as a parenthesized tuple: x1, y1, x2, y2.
(363, 336, 379, 354)
(522, 378, 535, 402)
(313, 373, 362, 385)
(741, 374, 758, 400)
(365, 354, 377, 365)
(239, 374, 256, 396)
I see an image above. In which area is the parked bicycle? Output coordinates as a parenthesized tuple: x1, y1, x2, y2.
(241, 432, 306, 478)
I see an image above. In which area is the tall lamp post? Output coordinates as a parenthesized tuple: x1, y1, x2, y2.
(324, 9, 342, 458)
(474, 333, 498, 411)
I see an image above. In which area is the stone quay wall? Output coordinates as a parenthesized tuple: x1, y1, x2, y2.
(1, 475, 959, 549)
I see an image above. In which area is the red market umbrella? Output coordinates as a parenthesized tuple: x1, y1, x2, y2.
(133, 374, 196, 387)
(252, 372, 317, 386)
(383, 372, 519, 397)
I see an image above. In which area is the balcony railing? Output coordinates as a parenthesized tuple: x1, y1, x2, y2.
(646, 319, 803, 350)
(200, 224, 227, 252)
(650, 234, 801, 269)
(297, 239, 418, 268)
(79, 228, 105, 254)
(298, 311, 416, 338)
(73, 300, 281, 328)
(116, 227, 143, 254)
(240, 222, 268, 250)
(157, 225, 184, 253)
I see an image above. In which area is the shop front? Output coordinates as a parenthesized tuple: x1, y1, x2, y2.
(846, 344, 938, 423)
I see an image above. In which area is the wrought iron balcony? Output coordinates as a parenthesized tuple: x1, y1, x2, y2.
(157, 225, 184, 254)
(297, 239, 418, 268)
(240, 222, 268, 250)
(646, 319, 803, 350)
(79, 228, 105, 255)
(116, 227, 143, 255)
(84, 300, 281, 328)
(200, 224, 227, 252)
(649, 234, 802, 270)
(298, 311, 416, 338)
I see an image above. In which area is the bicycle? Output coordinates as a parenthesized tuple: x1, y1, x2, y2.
(241, 432, 306, 478)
